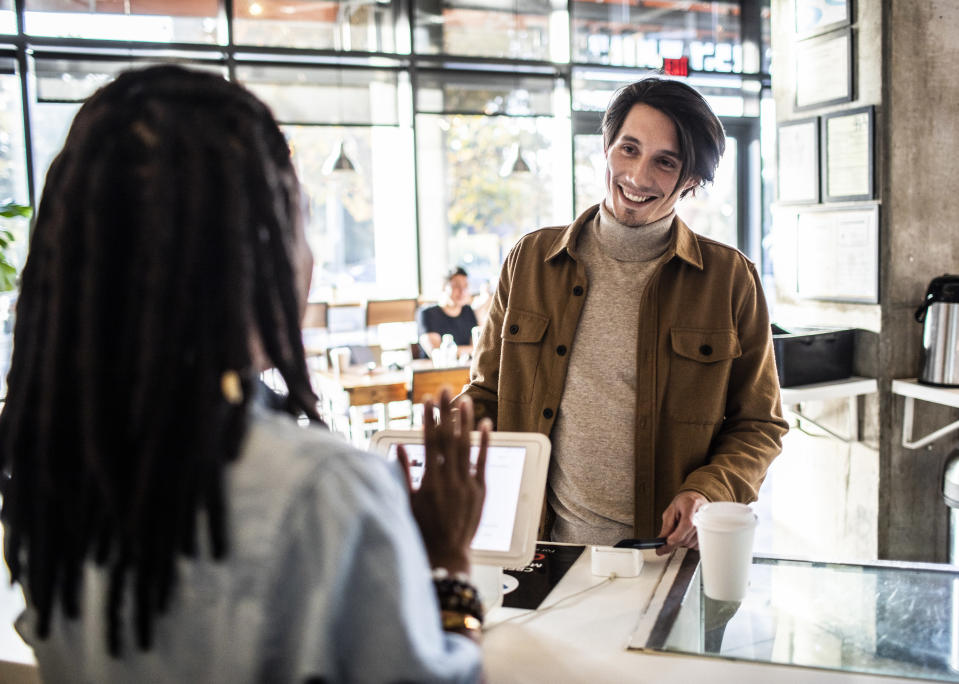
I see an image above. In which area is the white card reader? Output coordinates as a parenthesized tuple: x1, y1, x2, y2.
(590, 545, 643, 578)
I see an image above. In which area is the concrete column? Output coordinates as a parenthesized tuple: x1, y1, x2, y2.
(771, 0, 959, 561)
(878, 0, 959, 561)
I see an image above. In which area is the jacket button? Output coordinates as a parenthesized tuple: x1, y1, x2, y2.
(572, 285, 584, 296)
(543, 408, 554, 419)
(556, 345, 567, 356)
(699, 344, 713, 356)
(509, 324, 519, 334)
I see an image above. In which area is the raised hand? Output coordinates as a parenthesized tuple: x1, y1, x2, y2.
(399, 388, 491, 575)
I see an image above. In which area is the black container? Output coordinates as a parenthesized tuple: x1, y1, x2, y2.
(772, 326, 855, 388)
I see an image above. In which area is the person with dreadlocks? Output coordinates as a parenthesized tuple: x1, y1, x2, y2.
(0, 64, 489, 683)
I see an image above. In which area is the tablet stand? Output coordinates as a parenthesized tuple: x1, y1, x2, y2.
(471, 564, 504, 614)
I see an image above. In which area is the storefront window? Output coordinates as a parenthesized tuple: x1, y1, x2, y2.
(233, 0, 403, 53)
(416, 72, 571, 296)
(24, 0, 221, 43)
(0, 0, 15, 34)
(414, 0, 568, 62)
(9, 3, 768, 307)
(572, 0, 742, 72)
(0, 59, 27, 398)
(30, 59, 226, 195)
(240, 65, 417, 303)
(761, 2, 772, 74)
(572, 68, 752, 117)
(0, 62, 27, 218)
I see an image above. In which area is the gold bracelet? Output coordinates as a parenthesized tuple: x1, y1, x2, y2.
(441, 610, 482, 632)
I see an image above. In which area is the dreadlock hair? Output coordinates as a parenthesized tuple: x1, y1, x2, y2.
(0, 64, 322, 656)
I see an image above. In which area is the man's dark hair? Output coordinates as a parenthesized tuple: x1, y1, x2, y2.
(601, 77, 726, 198)
(0, 65, 320, 655)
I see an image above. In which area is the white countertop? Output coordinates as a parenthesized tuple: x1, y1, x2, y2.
(481, 546, 932, 684)
(0, 542, 938, 683)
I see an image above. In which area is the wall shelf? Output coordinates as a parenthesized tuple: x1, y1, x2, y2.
(780, 376, 878, 443)
(891, 379, 959, 450)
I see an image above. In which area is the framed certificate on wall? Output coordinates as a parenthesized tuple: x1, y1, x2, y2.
(822, 105, 875, 202)
(796, 204, 879, 304)
(795, 0, 851, 39)
(795, 29, 853, 110)
(777, 117, 820, 204)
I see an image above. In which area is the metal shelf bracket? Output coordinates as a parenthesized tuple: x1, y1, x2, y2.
(900, 396, 959, 450)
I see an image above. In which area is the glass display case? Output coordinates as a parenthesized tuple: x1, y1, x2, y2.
(642, 552, 959, 682)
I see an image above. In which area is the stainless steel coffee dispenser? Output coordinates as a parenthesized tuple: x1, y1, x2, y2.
(915, 275, 959, 387)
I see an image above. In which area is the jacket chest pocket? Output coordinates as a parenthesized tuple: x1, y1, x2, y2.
(499, 307, 549, 403)
(664, 328, 741, 424)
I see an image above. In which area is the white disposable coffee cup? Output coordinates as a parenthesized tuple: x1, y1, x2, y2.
(331, 347, 352, 376)
(692, 502, 758, 602)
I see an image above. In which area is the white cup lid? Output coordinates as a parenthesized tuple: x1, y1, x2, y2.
(693, 501, 757, 532)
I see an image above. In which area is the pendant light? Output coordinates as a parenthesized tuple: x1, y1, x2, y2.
(500, 142, 531, 177)
(323, 140, 356, 175)
(510, 145, 531, 174)
(323, 67, 357, 177)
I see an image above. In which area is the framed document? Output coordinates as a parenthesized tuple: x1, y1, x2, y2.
(777, 117, 820, 204)
(795, 29, 853, 110)
(796, 204, 879, 303)
(795, 0, 851, 39)
(821, 105, 874, 202)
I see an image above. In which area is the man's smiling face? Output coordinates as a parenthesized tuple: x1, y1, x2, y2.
(603, 103, 697, 227)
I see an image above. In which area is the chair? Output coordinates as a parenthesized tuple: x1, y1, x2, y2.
(410, 341, 429, 360)
(366, 298, 419, 359)
(365, 298, 418, 327)
(302, 301, 328, 329)
(302, 301, 329, 366)
(343, 381, 411, 446)
(324, 344, 383, 372)
(317, 344, 410, 444)
(409, 366, 471, 425)
(327, 303, 366, 334)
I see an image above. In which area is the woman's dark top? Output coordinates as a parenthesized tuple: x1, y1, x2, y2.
(416, 305, 478, 346)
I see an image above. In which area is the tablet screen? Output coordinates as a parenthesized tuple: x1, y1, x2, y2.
(385, 443, 526, 553)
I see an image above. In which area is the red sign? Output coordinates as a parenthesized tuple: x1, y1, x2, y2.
(663, 57, 689, 77)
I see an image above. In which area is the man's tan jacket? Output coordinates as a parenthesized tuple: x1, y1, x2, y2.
(461, 205, 789, 536)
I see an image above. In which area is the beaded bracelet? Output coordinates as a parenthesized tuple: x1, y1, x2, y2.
(441, 610, 482, 632)
(431, 570, 484, 627)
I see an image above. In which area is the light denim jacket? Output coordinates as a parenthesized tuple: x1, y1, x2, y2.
(18, 405, 481, 683)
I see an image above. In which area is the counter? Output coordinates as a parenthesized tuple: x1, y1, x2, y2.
(483, 545, 955, 683)
(3, 543, 953, 682)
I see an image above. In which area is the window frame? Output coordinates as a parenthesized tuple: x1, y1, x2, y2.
(1, 0, 771, 299)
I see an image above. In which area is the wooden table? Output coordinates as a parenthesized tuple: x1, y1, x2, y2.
(311, 360, 469, 443)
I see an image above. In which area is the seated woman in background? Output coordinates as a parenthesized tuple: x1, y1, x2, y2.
(0, 65, 489, 683)
(417, 266, 479, 360)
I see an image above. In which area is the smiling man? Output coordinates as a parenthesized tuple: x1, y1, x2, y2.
(461, 77, 788, 553)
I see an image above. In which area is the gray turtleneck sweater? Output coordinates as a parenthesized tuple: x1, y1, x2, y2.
(547, 203, 674, 545)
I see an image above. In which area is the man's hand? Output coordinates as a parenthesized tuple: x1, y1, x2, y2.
(656, 491, 708, 556)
